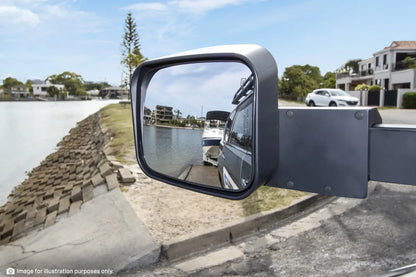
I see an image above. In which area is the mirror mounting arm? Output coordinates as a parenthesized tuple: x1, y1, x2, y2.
(267, 107, 416, 198)
(368, 124, 416, 185)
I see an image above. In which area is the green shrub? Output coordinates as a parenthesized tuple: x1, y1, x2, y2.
(368, 85, 381, 92)
(403, 92, 416, 109)
(403, 57, 416, 69)
(355, 83, 370, 91)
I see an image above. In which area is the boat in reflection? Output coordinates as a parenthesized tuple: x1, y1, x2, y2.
(201, 111, 230, 166)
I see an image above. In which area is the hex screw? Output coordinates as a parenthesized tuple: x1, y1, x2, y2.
(286, 111, 294, 118)
(355, 111, 364, 120)
(324, 185, 332, 193)
(287, 181, 294, 189)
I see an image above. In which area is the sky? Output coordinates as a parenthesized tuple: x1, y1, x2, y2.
(1, 0, 415, 86)
(146, 62, 251, 116)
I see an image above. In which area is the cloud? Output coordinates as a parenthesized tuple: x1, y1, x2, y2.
(122, 0, 250, 15)
(122, 2, 168, 12)
(0, 6, 40, 27)
(146, 62, 251, 116)
(41, 4, 70, 17)
(169, 0, 249, 14)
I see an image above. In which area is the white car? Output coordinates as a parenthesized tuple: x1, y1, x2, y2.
(305, 89, 360, 107)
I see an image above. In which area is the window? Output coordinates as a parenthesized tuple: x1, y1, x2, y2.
(223, 110, 235, 143)
(383, 54, 388, 69)
(368, 63, 373, 74)
(229, 98, 253, 152)
(376, 56, 379, 67)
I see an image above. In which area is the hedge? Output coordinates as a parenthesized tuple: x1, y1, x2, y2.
(403, 92, 416, 109)
(368, 85, 381, 92)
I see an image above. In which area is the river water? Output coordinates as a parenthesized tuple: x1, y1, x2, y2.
(0, 100, 118, 205)
(143, 125, 204, 177)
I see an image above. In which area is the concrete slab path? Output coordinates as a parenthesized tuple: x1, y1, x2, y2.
(0, 188, 160, 275)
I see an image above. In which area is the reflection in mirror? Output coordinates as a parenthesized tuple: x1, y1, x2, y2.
(143, 62, 254, 191)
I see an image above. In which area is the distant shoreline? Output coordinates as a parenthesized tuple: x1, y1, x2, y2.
(0, 98, 94, 102)
(0, 98, 44, 102)
(151, 124, 203, 130)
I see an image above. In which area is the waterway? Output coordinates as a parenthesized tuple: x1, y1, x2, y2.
(0, 100, 118, 205)
(143, 125, 204, 178)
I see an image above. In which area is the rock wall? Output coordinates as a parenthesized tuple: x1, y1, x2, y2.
(0, 112, 128, 245)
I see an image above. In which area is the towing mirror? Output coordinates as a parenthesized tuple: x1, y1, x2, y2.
(132, 44, 416, 200)
(131, 45, 279, 199)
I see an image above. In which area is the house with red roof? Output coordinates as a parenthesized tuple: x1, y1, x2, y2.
(336, 41, 416, 107)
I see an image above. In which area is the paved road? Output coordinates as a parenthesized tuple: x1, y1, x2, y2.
(278, 99, 416, 124)
(131, 182, 416, 276)
(378, 109, 416, 124)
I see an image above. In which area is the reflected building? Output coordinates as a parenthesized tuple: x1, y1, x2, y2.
(144, 107, 152, 125)
(154, 105, 173, 125)
(100, 86, 129, 99)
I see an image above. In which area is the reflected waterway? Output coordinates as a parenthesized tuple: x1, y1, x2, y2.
(0, 100, 118, 205)
(143, 125, 203, 177)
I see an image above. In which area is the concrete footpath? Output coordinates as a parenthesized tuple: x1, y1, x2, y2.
(0, 187, 333, 276)
(0, 188, 160, 275)
(160, 194, 334, 262)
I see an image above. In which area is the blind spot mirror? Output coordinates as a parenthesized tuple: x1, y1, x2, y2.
(142, 62, 253, 191)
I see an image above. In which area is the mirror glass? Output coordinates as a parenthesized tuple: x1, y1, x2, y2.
(142, 62, 254, 191)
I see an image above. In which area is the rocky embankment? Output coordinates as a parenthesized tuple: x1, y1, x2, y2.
(0, 112, 134, 245)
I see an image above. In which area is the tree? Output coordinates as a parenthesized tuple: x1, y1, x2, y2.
(279, 65, 321, 98)
(2, 77, 23, 89)
(300, 64, 323, 84)
(322, 72, 336, 88)
(47, 86, 60, 98)
(46, 71, 83, 84)
(84, 82, 111, 91)
(174, 109, 182, 119)
(25, 80, 34, 94)
(337, 59, 362, 74)
(121, 12, 147, 92)
(46, 71, 84, 96)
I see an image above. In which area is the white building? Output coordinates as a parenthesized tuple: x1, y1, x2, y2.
(100, 86, 129, 99)
(336, 41, 416, 107)
(32, 83, 65, 97)
(87, 89, 100, 97)
(10, 85, 29, 97)
(336, 41, 416, 91)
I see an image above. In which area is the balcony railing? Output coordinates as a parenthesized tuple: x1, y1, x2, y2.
(337, 69, 373, 79)
(336, 72, 352, 79)
(392, 61, 415, 72)
(359, 69, 374, 77)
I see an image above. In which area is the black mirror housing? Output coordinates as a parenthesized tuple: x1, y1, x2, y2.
(130, 45, 279, 199)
